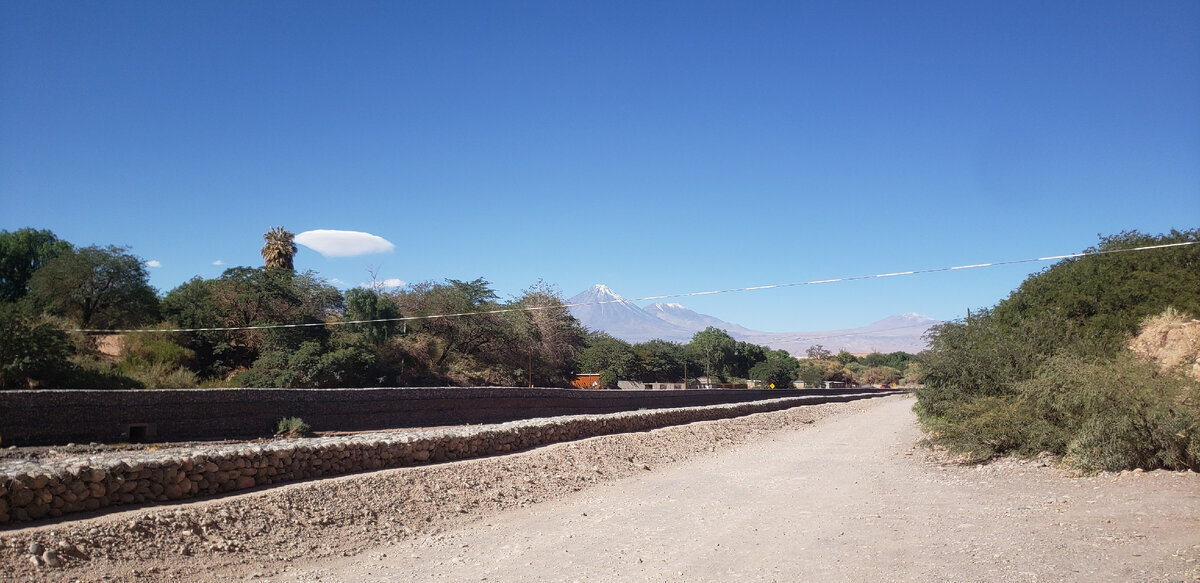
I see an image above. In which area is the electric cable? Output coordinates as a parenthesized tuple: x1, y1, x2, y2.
(70, 240, 1197, 334)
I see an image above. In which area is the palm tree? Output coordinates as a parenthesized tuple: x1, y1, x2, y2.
(261, 226, 297, 271)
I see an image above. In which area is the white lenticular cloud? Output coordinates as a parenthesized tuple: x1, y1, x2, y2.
(295, 229, 395, 257)
(145, 260, 162, 268)
(212, 259, 224, 266)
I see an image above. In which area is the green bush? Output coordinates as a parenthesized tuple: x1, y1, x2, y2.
(275, 416, 311, 438)
(915, 229, 1200, 471)
(920, 336, 1200, 471)
(920, 394, 1063, 463)
(1019, 354, 1199, 472)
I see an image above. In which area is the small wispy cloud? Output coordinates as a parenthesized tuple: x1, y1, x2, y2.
(145, 260, 162, 268)
(212, 259, 224, 266)
(295, 229, 395, 257)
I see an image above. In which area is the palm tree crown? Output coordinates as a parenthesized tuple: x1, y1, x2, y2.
(261, 226, 297, 271)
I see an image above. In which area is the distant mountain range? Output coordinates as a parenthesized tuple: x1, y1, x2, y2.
(566, 284, 939, 354)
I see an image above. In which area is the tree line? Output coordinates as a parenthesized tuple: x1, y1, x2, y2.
(3, 226, 915, 391)
(577, 330, 917, 389)
(0, 227, 585, 390)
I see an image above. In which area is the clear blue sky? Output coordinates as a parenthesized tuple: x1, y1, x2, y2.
(2, 1, 1197, 332)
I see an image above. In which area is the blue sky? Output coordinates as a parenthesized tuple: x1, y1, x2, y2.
(2, 1, 1197, 332)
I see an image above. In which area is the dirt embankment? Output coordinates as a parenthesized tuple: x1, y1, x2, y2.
(1131, 310, 1200, 381)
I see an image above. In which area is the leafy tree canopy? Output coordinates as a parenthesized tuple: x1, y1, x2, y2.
(27, 245, 159, 330)
(0, 228, 72, 303)
(689, 326, 737, 381)
(161, 267, 343, 377)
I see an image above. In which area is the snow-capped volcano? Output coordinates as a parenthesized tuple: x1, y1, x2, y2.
(567, 285, 694, 342)
(568, 284, 939, 353)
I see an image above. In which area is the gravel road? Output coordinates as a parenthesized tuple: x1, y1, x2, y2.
(3, 394, 1197, 582)
(272, 395, 1200, 583)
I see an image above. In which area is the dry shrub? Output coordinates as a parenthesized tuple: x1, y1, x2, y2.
(123, 362, 198, 389)
(921, 394, 1063, 463)
(1017, 353, 1200, 472)
(275, 417, 311, 438)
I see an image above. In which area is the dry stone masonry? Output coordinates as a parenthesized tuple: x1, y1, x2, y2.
(0, 391, 893, 526)
(1, 386, 843, 445)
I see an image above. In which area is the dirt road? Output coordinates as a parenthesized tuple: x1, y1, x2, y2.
(282, 396, 1199, 582)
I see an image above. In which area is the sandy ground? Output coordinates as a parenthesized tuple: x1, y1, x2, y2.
(4, 395, 1198, 582)
(267, 396, 1199, 582)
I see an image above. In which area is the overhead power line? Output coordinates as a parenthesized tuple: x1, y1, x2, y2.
(71, 240, 1197, 334)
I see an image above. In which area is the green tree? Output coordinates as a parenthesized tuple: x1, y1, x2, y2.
(161, 267, 342, 378)
(858, 366, 902, 386)
(576, 331, 636, 379)
(834, 350, 857, 365)
(261, 226, 298, 271)
(342, 287, 402, 345)
(382, 278, 586, 387)
(797, 360, 824, 388)
(235, 340, 383, 388)
(0, 306, 73, 389)
(990, 229, 1200, 357)
(506, 282, 586, 386)
(731, 341, 767, 379)
(861, 351, 916, 372)
(689, 327, 737, 382)
(749, 349, 799, 388)
(630, 339, 687, 382)
(387, 279, 510, 384)
(597, 369, 618, 389)
(26, 245, 159, 330)
(0, 305, 144, 390)
(0, 228, 72, 303)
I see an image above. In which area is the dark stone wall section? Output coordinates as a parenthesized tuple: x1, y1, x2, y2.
(0, 387, 874, 446)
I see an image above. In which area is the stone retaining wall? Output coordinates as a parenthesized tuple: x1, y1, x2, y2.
(0, 386, 833, 445)
(0, 390, 897, 526)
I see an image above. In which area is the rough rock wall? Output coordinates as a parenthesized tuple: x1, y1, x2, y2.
(0, 390, 896, 526)
(0, 387, 820, 445)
